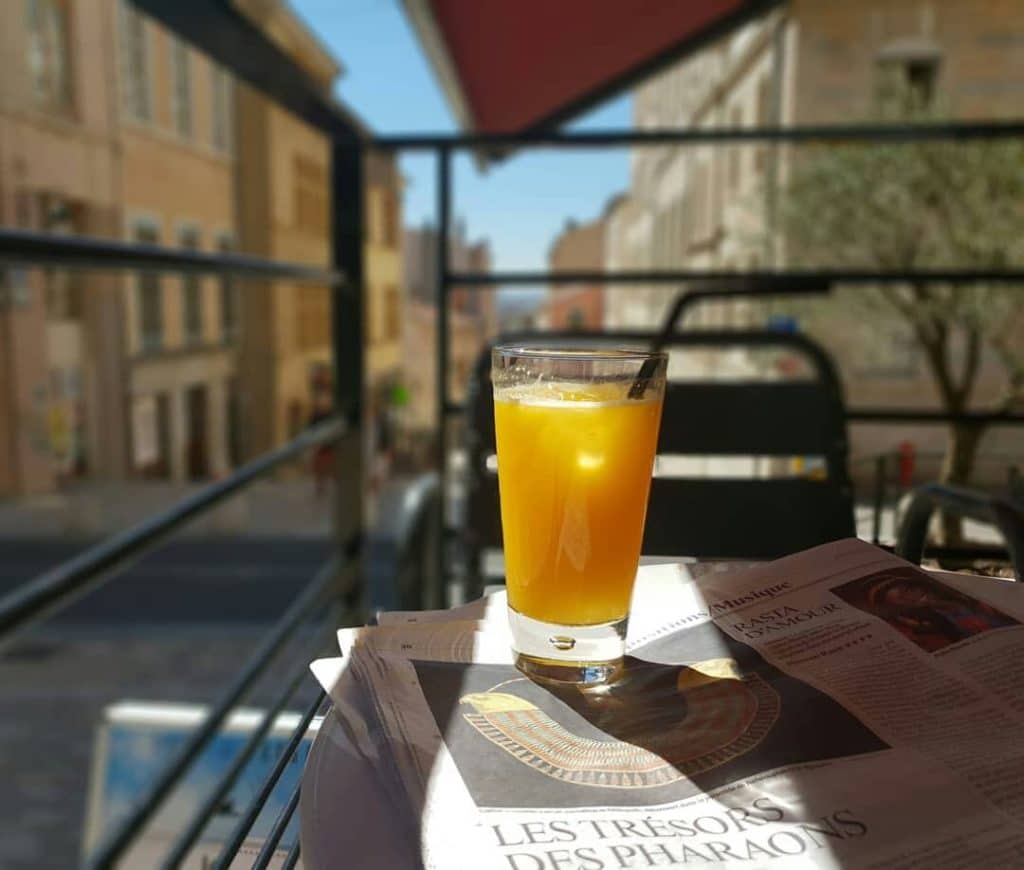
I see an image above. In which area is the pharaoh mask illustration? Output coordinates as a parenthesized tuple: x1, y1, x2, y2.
(459, 658, 779, 789)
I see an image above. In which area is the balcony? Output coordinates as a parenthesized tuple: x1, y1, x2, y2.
(1, 1, 1023, 867)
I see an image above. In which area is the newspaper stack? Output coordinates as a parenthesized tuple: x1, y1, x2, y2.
(308, 539, 1024, 869)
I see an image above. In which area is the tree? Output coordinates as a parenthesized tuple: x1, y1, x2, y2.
(775, 113, 1024, 534)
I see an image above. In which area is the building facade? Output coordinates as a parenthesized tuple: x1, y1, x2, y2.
(401, 221, 495, 437)
(0, 0, 125, 495)
(118, 0, 239, 482)
(0, 0, 405, 494)
(363, 150, 405, 445)
(544, 198, 625, 331)
(234, 0, 340, 461)
(608, 0, 1024, 480)
(234, 7, 404, 469)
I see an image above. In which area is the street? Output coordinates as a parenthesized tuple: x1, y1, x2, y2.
(0, 537, 335, 625)
(0, 532, 333, 869)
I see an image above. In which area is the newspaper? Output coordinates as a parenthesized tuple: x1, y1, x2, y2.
(310, 541, 1024, 868)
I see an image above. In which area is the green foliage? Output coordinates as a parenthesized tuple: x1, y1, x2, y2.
(777, 114, 1024, 414)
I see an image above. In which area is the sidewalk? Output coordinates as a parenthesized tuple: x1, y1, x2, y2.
(0, 479, 333, 539)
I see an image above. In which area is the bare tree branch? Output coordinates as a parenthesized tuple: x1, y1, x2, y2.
(957, 325, 982, 408)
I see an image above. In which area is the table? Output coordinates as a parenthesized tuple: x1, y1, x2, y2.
(300, 559, 1020, 869)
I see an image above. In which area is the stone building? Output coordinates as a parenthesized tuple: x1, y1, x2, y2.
(118, 0, 239, 482)
(234, 0, 340, 460)
(363, 151, 405, 425)
(544, 202, 615, 331)
(606, 0, 1024, 483)
(0, 0, 124, 495)
(234, 3, 404, 469)
(0, 0, 400, 492)
(0, 0, 239, 491)
(401, 221, 495, 437)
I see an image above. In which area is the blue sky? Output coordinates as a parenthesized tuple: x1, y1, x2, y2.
(290, 0, 632, 272)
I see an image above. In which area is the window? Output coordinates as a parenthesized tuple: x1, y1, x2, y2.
(296, 286, 330, 350)
(210, 63, 232, 152)
(906, 61, 937, 106)
(382, 191, 399, 248)
(875, 40, 941, 114)
(293, 155, 328, 237)
(134, 223, 162, 352)
(26, 0, 72, 110)
(695, 162, 711, 239)
(45, 269, 79, 319)
(755, 75, 771, 173)
(225, 377, 242, 467)
(170, 37, 193, 138)
(179, 227, 202, 345)
(119, 0, 150, 121)
(217, 235, 237, 342)
(728, 106, 742, 190)
(385, 284, 401, 340)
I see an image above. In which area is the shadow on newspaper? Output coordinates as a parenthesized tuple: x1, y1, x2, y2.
(415, 619, 888, 811)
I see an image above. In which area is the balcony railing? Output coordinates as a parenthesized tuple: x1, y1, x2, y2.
(1, 1, 1023, 867)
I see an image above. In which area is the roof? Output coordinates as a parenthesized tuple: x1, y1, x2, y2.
(232, 0, 343, 90)
(400, 0, 779, 135)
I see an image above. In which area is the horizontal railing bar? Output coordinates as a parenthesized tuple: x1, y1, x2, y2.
(0, 416, 344, 648)
(372, 120, 1024, 151)
(0, 228, 343, 284)
(447, 268, 1024, 286)
(84, 559, 340, 870)
(830, 542, 1012, 564)
(214, 689, 326, 870)
(443, 400, 1023, 426)
(160, 633, 334, 870)
(847, 410, 1024, 425)
(923, 544, 1012, 562)
(251, 775, 304, 870)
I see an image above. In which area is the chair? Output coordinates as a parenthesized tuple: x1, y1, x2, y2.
(895, 483, 1023, 578)
(462, 330, 856, 599)
(365, 471, 443, 612)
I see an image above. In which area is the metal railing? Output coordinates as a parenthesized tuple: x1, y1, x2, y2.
(1, 0, 1023, 867)
(0, 3, 367, 866)
(392, 138, 1024, 585)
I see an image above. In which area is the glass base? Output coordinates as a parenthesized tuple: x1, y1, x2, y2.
(509, 607, 627, 685)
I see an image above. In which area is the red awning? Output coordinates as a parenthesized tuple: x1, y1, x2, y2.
(401, 0, 775, 135)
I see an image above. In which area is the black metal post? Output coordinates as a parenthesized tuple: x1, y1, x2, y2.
(331, 138, 366, 597)
(281, 841, 302, 870)
(872, 455, 888, 545)
(436, 147, 452, 596)
(251, 777, 303, 869)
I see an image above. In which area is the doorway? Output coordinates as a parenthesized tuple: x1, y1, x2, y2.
(185, 384, 209, 480)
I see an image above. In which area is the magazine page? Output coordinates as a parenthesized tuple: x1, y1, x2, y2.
(677, 540, 1024, 819)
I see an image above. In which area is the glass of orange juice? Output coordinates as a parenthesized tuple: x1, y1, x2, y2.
(492, 346, 667, 684)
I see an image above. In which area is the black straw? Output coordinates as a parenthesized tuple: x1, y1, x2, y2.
(627, 319, 672, 399)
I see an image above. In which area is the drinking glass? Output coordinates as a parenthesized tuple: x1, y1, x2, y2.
(491, 346, 667, 684)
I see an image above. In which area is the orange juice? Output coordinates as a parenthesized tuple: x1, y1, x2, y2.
(494, 384, 663, 626)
